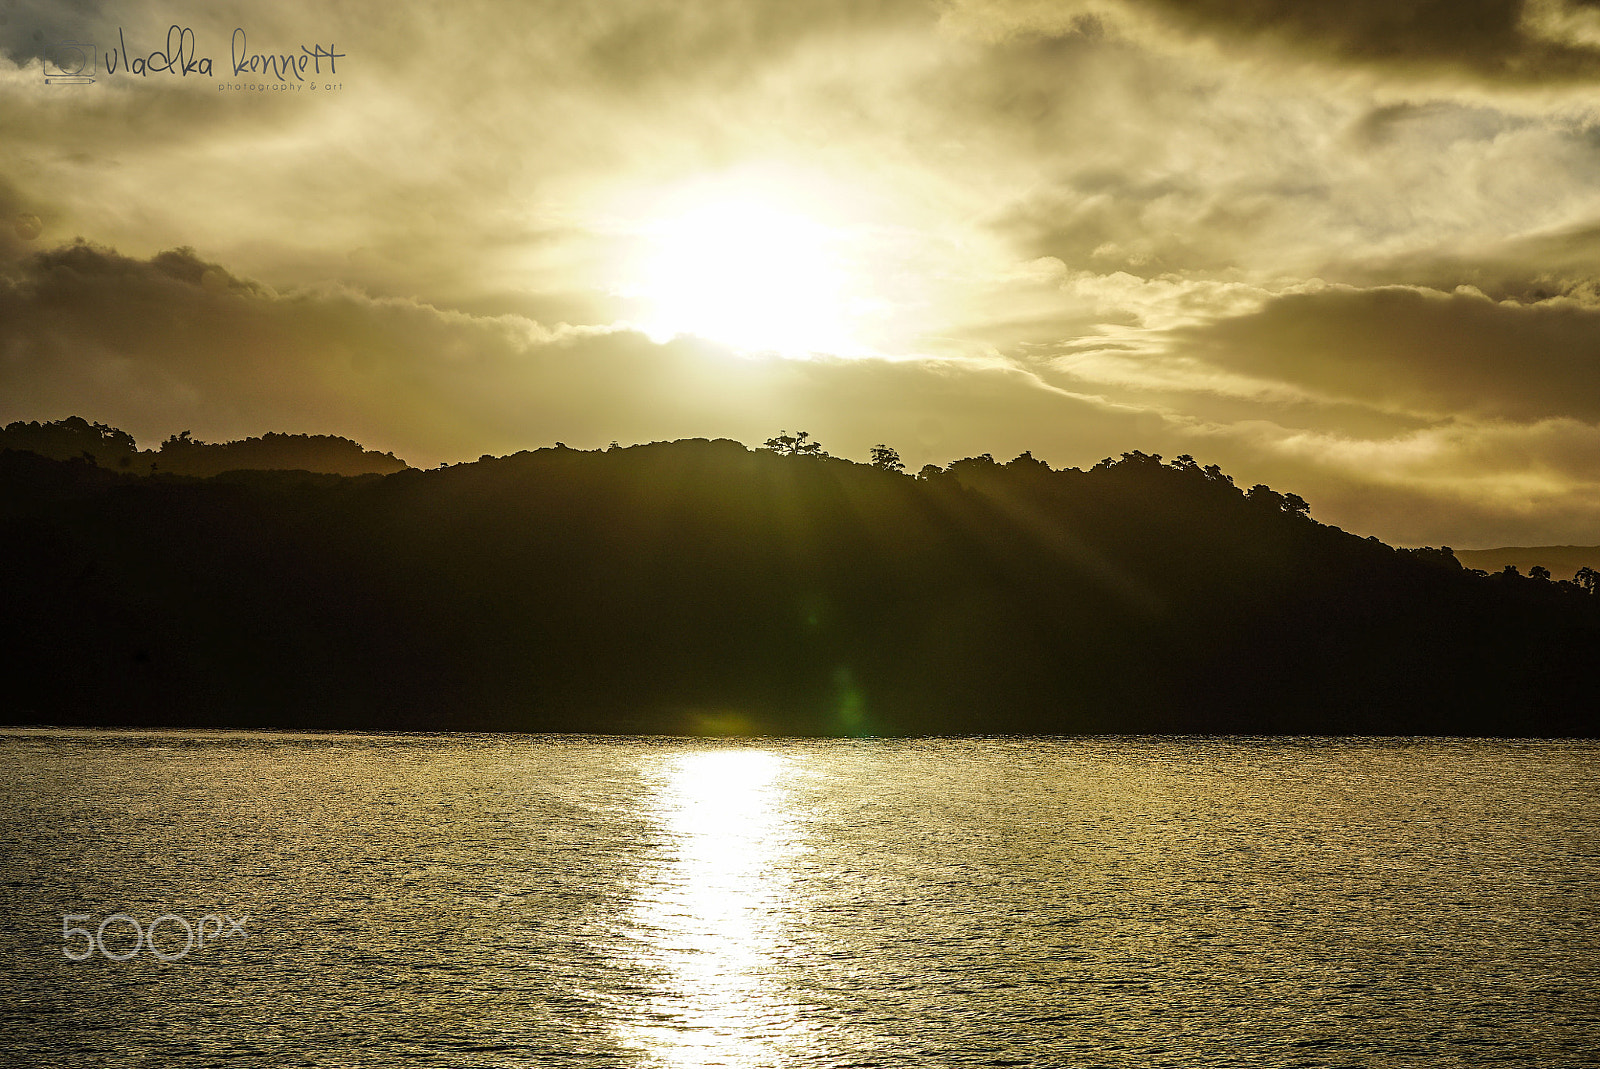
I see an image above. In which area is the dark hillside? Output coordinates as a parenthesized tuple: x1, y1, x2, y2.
(0, 418, 407, 477)
(2, 440, 1594, 736)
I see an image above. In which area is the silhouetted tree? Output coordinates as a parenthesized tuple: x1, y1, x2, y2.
(1246, 484, 1285, 510)
(0, 417, 139, 467)
(1282, 492, 1312, 518)
(1402, 546, 1462, 570)
(869, 444, 905, 473)
(1007, 451, 1050, 472)
(763, 431, 827, 457)
(151, 430, 405, 476)
(947, 453, 997, 480)
(1530, 565, 1553, 582)
(1576, 566, 1598, 594)
(1094, 450, 1163, 473)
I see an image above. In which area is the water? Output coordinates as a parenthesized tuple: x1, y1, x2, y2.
(1, 731, 1596, 1067)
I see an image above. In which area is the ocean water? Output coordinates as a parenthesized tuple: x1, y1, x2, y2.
(0, 731, 1595, 1067)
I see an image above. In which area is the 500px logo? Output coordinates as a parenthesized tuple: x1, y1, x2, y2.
(63, 913, 248, 962)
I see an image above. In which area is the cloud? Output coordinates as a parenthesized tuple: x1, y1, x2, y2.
(5, 2, 1600, 546)
(0, 241, 624, 460)
(1167, 283, 1600, 422)
(1136, 0, 1600, 83)
(0, 240, 1145, 466)
(1203, 416, 1600, 547)
(7, 0, 1599, 313)
(1029, 272, 1600, 544)
(1316, 215, 1600, 302)
(571, 0, 936, 94)
(992, 91, 1600, 284)
(954, 0, 1600, 86)
(8, 240, 1600, 545)
(0, 175, 46, 262)
(0, 0, 112, 64)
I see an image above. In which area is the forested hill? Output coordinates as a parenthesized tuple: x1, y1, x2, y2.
(0, 417, 407, 477)
(2, 439, 1594, 737)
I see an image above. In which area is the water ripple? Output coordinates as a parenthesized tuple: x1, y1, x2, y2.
(0, 731, 1595, 1066)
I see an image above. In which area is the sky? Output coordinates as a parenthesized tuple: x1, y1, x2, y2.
(3, 0, 1600, 547)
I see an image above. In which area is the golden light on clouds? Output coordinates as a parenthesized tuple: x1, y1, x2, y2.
(625, 190, 862, 357)
(5, 0, 1600, 545)
(604, 166, 937, 359)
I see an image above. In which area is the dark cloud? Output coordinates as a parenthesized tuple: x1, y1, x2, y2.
(1318, 217, 1600, 303)
(0, 0, 111, 64)
(0, 241, 605, 458)
(1345, 101, 1515, 148)
(1123, 0, 1600, 84)
(1171, 284, 1600, 421)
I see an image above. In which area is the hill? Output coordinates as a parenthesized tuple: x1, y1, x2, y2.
(1, 440, 1594, 736)
(0, 417, 408, 477)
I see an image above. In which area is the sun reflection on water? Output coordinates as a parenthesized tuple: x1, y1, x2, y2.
(618, 748, 809, 1068)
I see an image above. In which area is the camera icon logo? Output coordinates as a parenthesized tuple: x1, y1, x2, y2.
(43, 42, 97, 84)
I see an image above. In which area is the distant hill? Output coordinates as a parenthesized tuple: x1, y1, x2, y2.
(0, 418, 408, 477)
(0, 417, 141, 468)
(1454, 546, 1600, 580)
(1, 441, 1595, 737)
(149, 430, 408, 477)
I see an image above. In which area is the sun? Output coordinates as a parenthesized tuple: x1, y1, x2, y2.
(621, 181, 871, 357)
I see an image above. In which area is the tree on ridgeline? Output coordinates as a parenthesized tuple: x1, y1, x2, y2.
(763, 430, 828, 457)
(1092, 450, 1163, 472)
(869, 444, 905, 473)
(1400, 546, 1462, 570)
(0, 419, 406, 477)
(1576, 566, 1598, 594)
(161, 430, 202, 451)
(158, 429, 405, 476)
(1246, 483, 1284, 509)
(0, 417, 141, 468)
